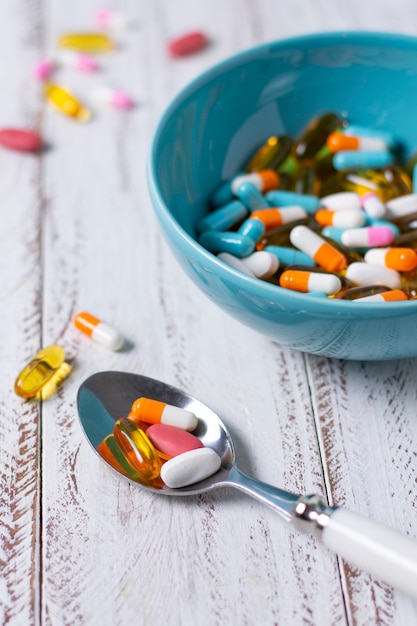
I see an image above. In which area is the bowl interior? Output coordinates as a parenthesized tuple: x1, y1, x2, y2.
(151, 32, 417, 237)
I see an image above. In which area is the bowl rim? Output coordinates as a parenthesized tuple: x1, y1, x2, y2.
(147, 30, 417, 316)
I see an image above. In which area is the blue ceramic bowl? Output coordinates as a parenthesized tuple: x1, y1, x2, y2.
(148, 32, 417, 360)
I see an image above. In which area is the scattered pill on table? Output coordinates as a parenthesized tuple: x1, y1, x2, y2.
(167, 31, 209, 57)
(73, 311, 125, 351)
(14, 345, 67, 399)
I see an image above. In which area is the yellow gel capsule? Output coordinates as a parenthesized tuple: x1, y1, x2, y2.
(58, 33, 114, 52)
(247, 135, 293, 172)
(38, 362, 72, 400)
(113, 418, 161, 482)
(44, 83, 91, 122)
(14, 345, 65, 399)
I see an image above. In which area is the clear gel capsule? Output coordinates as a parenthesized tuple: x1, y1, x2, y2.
(113, 418, 161, 481)
(160, 447, 221, 488)
(58, 33, 115, 52)
(294, 112, 344, 160)
(130, 397, 198, 431)
(345, 262, 401, 289)
(290, 225, 347, 273)
(97, 433, 145, 481)
(246, 135, 293, 172)
(44, 83, 91, 122)
(39, 362, 72, 400)
(14, 345, 66, 399)
(73, 311, 124, 350)
(279, 269, 341, 295)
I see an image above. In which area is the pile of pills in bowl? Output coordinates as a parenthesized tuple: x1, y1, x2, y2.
(198, 112, 417, 302)
(97, 397, 222, 489)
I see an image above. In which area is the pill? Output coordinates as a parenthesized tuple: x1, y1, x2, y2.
(385, 193, 417, 219)
(240, 250, 279, 278)
(251, 206, 307, 230)
(265, 190, 320, 214)
(92, 86, 134, 110)
(168, 31, 209, 57)
(264, 245, 316, 267)
(95, 8, 131, 33)
(160, 447, 222, 488)
(327, 131, 389, 153)
(294, 112, 343, 160)
(247, 135, 293, 172)
(290, 225, 347, 272)
(196, 200, 248, 233)
(364, 247, 417, 271)
(44, 83, 91, 122)
(146, 424, 204, 458)
(314, 208, 365, 228)
(360, 192, 386, 218)
(341, 226, 395, 248)
(130, 397, 198, 431)
(345, 262, 401, 289)
(199, 230, 254, 258)
(14, 345, 66, 399)
(343, 125, 398, 150)
(217, 252, 255, 276)
(235, 182, 269, 211)
(73, 311, 124, 350)
(97, 433, 145, 481)
(39, 362, 72, 400)
(58, 33, 115, 52)
(210, 172, 245, 208)
(33, 59, 55, 81)
(113, 418, 161, 481)
(279, 269, 341, 294)
(0, 128, 43, 153)
(57, 50, 98, 72)
(333, 150, 394, 171)
(237, 217, 265, 244)
(319, 191, 362, 212)
(354, 289, 408, 302)
(231, 170, 279, 195)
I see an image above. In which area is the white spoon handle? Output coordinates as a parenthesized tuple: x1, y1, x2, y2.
(322, 508, 417, 598)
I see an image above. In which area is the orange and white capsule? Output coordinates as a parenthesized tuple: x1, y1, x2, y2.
(251, 206, 307, 230)
(73, 311, 124, 350)
(354, 289, 408, 303)
(326, 131, 388, 153)
(289, 225, 347, 272)
(314, 208, 365, 228)
(231, 170, 279, 195)
(130, 397, 198, 431)
(364, 247, 417, 272)
(279, 269, 341, 295)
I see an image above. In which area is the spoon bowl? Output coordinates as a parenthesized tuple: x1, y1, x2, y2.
(77, 371, 417, 598)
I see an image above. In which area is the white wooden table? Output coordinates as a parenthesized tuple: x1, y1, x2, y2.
(1, 1, 417, 624)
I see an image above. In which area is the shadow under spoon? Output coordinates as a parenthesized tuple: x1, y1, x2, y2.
(77, 371, 417, 599)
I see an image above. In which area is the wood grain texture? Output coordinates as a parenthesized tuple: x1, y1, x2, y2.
(0, 0, 416, 625)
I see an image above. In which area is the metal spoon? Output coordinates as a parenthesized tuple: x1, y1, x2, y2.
(77, 371, 417, 598)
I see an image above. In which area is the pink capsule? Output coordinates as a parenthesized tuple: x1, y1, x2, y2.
(0, 128, 42, 153)
(93, 86, 134, 110)
(168, 31, 209, 57)
(33, 59, 55, 81)
(146, 423, 204, 458)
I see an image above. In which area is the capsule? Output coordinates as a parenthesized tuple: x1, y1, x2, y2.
(327, 131, 389, 153)
(343, 125, 398, 150)
(265, 190, 320, 214)
(294, 112, 344, 160)
(199, 230, 254, 258)
(279, 269, 341, 295)
(314, 208, 365, 228)
(167, 31, 209, 57)
(231, 170, 279, 195)
(364, 247, 417, 272)
(240, 250, 279, 278)
(217, 252, 255, 276)
(130, 397, 198, 432)
(332, 150, 394, 171)
(345, 262, 401, 289)
(237, 218, 265, 244)
(94, 9, 131, 33)
(385, 193, 417, 219)
(113, 418, 161, 481)
(14, 345, 66, 399)
(97, 433, 145, 481)
(319, 191, 362, 212)
(341, 226, 395, 248)
(335, 284, 392, 300)
(210, 172, 244, 208)
(290, 225, 347, 272)
(0, 128, 42, 153)
(92, 86, 134, 110)
(246, 135, 293, 172)
(354, 289, 408, 303)
(235, 182, 269, 211)
(264, 245, 316, 267)
(39, 362, 72, 400)
(57, 50, 98, 72)
(58, 33, 115, 52)
(196, 200, 248, 234)
(146, 424, 204, 459)
(251, 206, 307, 231)
(73, 311, 125, 350)
(360, 192, 386, 218)
(44, 83, 91, 122)
(160, 447, 222, 488)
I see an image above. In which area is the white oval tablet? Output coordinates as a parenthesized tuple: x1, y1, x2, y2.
(160, 447, 222, 488)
